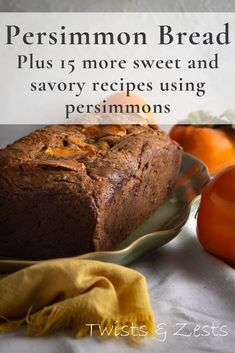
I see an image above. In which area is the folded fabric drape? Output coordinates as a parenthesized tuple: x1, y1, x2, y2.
(0, 258, 155, 339)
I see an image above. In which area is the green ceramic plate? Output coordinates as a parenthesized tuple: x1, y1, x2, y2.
(0, 153, 210, 273)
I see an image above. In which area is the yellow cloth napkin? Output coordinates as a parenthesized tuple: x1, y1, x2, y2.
(0, 259, 155, 339)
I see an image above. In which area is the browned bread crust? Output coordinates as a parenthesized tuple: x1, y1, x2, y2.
(0, 123, 182, 259)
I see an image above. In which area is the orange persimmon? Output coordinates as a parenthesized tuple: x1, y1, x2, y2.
(169, 125, 235, 174)
(99, 92, 156, 123)
(197, 165, 235, 265)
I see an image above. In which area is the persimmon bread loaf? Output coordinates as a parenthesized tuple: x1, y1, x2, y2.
(0, 123, 182, 260)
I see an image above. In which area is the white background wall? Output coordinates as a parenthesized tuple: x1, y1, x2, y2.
(0, 0, 235, 12)
(0, 0, 234, 148)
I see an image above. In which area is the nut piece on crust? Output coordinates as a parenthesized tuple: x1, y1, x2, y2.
(82, 125, 127, 139)
(96, 140, 110, 151)
(27, 158, 85, 172)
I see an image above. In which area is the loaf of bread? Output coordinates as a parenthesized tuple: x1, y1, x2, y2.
(0, 123, 182, 260)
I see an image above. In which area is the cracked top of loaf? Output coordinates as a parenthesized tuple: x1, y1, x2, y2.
(0, 122, 181, 207)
